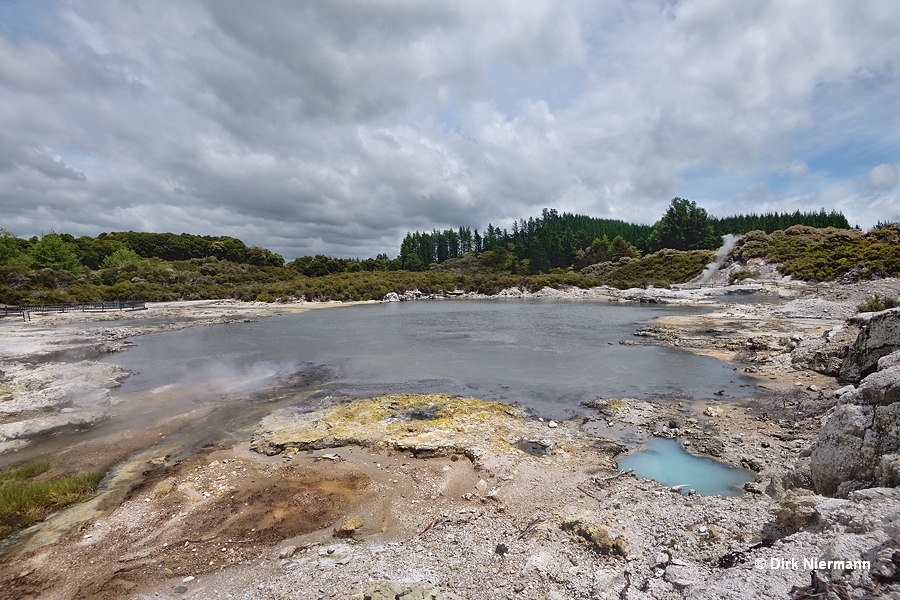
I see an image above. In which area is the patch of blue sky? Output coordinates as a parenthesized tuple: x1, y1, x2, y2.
(797, 77, 900, 179)
(680, 165, 828, 217)
(679, 168, 766, 213)
(485, 60, 585, 116)
(434, 92, 465, 137)
(43, 140, 105, 176)
(800, 138, 895, 181)
(0, 0, 62, 46)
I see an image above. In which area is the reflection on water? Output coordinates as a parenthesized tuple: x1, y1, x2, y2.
(616, 437, 753, 496)
(107, 299, 759, 419)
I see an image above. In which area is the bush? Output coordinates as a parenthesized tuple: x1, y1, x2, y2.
(100, 247, 148, 269)
(857, 294, 900, 313)
(728, 270, 758, 284)
(580, 250, 713, 288)
(29, 233, 81, 274)
(731, 226, 900, 282)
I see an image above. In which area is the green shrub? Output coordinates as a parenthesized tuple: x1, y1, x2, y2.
(730, 226, 900, 282)
(857, 294, 900, 313)
(100, 247, 149, 269)
(580, 250, 713, 288)
(728, 270, 758, 284)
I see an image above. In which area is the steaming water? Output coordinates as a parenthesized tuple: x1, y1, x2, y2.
(1, 300, 764, 555)
(107, 300, 758, 418)
(617, 437, 753, 496)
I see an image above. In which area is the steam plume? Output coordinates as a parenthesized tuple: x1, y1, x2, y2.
(699, 234, 740, 284)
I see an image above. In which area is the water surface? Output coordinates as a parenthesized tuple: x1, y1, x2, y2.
(108, 299, 757, 418)
(617, 437, 754, 496)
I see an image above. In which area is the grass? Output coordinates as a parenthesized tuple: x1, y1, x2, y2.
(0, 459, 103, 539)
(0, 458, 50, 482)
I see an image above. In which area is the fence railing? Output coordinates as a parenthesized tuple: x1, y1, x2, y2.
(0, 301, 147, 319)
(673, 280, 813, 291)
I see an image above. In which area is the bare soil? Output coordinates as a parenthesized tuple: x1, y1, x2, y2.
(0, 446, 379, 599)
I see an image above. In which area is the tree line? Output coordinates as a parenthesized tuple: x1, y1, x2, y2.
(0, 200, 853, 279)
(0, 230, 284, 273)
(398, 200, 851, 273)
(399, 209, 651, 274)
(710, 209, 849, 237)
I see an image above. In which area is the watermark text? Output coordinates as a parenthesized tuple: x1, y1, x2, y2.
(754, 557, 870, 571)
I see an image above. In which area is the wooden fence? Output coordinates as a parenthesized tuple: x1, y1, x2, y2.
(0, 301, 147, 319)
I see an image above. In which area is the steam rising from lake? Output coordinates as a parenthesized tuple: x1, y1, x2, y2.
(106, 301, 760, 420)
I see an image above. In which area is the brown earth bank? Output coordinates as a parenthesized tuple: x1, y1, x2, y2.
(0, 278, 899, 599)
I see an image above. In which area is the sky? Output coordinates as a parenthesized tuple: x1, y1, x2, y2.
(1, 0, 898, 260)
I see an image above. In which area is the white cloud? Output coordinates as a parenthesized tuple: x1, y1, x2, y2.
(0, 0, 898, 257)
(780, 162, 810, 178)
(734, 183, 777, 204)
(868, 163, 898, 190)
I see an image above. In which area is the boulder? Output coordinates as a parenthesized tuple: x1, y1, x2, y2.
(337, 516, 364, 534)
(858, 366, 900, 406)
(814, 309, 900, 495)
(764, 457, 813, 497)
(791, 325, 859, 376)
(769, 490, 820, 533)
(810, 365, 900, 496)
(878, 350, 900, 371)
(831, 385, 857, 399)
(664, 564, 701, 590)
(810, 403, 875, 496)
(839, 308, 900, 383)
(875, 453, 900, 489)
(560, 517, 627, 556)
(495, 287, 525, 298)
(358, 582, 444, 600)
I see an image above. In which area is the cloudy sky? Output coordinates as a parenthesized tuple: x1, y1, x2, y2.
(1, 1, 898, 259)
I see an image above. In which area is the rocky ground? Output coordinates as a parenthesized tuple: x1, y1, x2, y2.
(1, 274, 900, 599)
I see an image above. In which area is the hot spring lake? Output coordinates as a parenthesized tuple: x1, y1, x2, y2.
(102, 299, 759, 495)
(109, 299, 757, 417)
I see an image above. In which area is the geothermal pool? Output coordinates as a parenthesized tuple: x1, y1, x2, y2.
(617, 437, 754, 496)
(107, 299, 758, 419)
